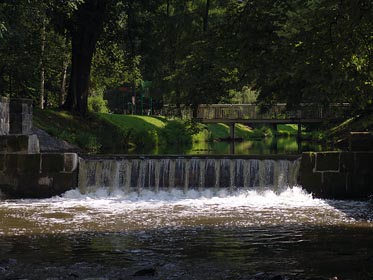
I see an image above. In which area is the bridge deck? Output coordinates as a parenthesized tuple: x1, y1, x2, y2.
(197, 104, 349, 123)
(200, 118, 325, 124)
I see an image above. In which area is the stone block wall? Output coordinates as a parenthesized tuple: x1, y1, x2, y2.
(0, 98, 79, 198)
(0, 97, 9, 135)
(300, 151, 373, 199)
(0, 135, 40, 154)
(0, 153, 78, 198)
(9, 98, 33, 134)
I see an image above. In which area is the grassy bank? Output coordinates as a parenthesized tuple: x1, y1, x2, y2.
(33, 109, 302, 153)
(324, 112, 373, 146)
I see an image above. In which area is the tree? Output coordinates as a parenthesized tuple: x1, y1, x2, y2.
(61, 0, 108, 115)
(229, 0, 373, 112)
(0, 1, 69, 107)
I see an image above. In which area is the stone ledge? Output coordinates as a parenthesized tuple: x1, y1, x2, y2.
(0, 134, 40, 154)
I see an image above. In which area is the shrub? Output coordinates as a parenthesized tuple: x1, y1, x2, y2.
(132, 129, 159, 149)
(160, 121, 192, 147)
(76, 132, 101, 152)
(88, 95, 109, 113)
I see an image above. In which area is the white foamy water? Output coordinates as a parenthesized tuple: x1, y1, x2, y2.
(1, 186, 372, 236)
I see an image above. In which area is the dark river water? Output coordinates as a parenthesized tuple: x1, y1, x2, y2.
(1, 187, 373, 280)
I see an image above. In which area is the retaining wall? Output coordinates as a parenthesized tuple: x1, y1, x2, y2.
(0, 97, 9, 135)
(0, 98, 78, 198)
(0, 153, 78, 198)
(300, 151, 373, 199)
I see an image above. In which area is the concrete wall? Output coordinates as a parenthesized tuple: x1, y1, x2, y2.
(0, 98, 78, 198)
(0, 153, 78, 198)
(0, 97, 9, 135)
(0, 97, 33, 135)
(9, 98, 33, 134)
(300, 151, 373, 199)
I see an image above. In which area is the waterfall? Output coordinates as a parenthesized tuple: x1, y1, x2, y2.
(78, 156, 300, 194)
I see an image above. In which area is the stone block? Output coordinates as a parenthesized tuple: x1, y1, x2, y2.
(300, 171, 323, 197)
(4, 154, 19, 174)
(354, 152, 373, 174)
(9, 101, 23, 114)
(0, 135, 39, 154)
(315, 152, 340, 172)
(339, 152, 354, 172)
(28, 134, 40, 154)
(9, 99, 33, 135)
(64, 153, 78, 172)
(41, 153, 65, 173)
(321, 172, 348, 199)
(15, 154, 41, 173)
(6, 135, 29, 153)
(349, 132, 373, 151)
(17, 174, 53, 198)
(301, 152, 316, 173)
(0, 136, 7, 152)
(0, 154, 5, 171)
(0, 99, 9, 136)
(52, 172, 78, 194)
(347, 173, 373, 199)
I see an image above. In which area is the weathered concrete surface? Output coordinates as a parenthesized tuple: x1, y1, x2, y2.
(349, 132, 373, 151)
(9, 98, 33, 135)
(0, 98, 79, 198)
(0, 97, 9, 135)
(300, 151, 373, 199)
(32, 127, 80, 152)
(0, 153, 78, 198)
(0, 134, 40, 154)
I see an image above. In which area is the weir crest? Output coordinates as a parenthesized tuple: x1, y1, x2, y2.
(78, 156, 301, 194)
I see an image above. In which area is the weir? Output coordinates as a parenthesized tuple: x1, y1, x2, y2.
(78, 155, 301, 194)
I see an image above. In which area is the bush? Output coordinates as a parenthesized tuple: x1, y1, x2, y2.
(88, 95, 109, 113)
(160, 121, 192, 147)
(132, 129, 159, 149)
(76, 132, 101, 152)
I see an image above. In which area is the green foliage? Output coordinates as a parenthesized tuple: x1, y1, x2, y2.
(88, 93, 109, 113)
(160, 121, 193, 147)
(230, 86, 258, 104)
(230, 0, 373, 112)
(2, 0, 373, 118)
(76, 132, 101, 152)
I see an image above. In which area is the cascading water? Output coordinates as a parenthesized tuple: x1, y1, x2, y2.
(78, 156, 301, 194)
(2, 155, 373, 279)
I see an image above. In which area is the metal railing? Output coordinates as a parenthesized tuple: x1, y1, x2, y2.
(197, 103, 350, 122)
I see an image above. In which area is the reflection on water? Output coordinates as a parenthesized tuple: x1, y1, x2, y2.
(135, 137, 331, 155)
(1, 187, 373, 279)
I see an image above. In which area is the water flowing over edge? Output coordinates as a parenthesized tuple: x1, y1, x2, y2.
(78, 158, 301, 194)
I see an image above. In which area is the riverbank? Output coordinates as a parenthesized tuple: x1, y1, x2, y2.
(33, 109, 302, 154)
(324, 111, 373, 149)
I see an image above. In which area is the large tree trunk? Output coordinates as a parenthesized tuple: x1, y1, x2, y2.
(62, 0, 107, 115)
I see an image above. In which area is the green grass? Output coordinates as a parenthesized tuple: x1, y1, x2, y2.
(324, 113, 373, 144)
(98, 114, 166, 132)
(34, 109, 314, 153)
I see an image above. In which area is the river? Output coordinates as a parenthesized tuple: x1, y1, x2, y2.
(0, 157, 372, 280)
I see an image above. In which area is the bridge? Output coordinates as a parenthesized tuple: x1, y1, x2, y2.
(196, 103, 350, 141)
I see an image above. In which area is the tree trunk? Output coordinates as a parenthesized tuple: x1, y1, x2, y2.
(59, 59, 68, 106)
(39, 19, 46, 109)
(62, 0, 107, 115)
(203, 0, 210, 33)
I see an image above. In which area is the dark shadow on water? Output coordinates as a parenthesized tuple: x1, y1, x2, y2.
(1, 225, 373, 280)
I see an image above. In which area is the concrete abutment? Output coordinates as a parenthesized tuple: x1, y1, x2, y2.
(300, 151, 373, 199)
(0, 98, 78, 198)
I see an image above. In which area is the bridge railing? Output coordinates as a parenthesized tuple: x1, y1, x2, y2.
(197, 103, 350, 121)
